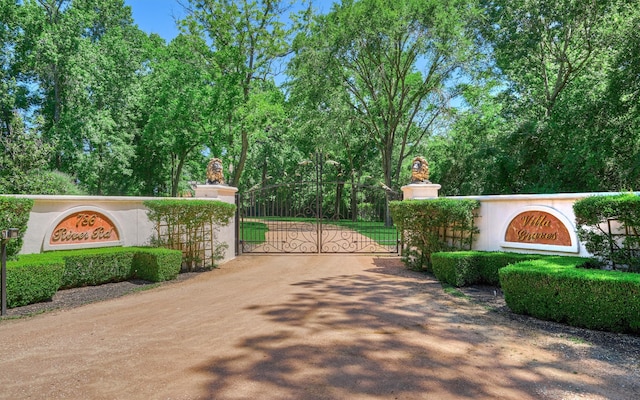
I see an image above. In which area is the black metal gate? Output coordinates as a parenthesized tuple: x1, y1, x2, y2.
(236, 169, 399, 254)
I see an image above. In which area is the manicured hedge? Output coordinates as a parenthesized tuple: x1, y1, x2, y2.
(5, 247, 182, 309)
(59, 247, 136, 289)
(6, 255, 64, 308)
(499, 257, 640, 333)
(133, 248, 182, 282)
(431, 251, 545, 287)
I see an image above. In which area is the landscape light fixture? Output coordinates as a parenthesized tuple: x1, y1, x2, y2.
(1, 228, 19, 316)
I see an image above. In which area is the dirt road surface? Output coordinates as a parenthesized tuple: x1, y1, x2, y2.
(1, 255, 638, 399)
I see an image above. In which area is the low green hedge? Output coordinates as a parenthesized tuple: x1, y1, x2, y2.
(499, 257, 640, 333)
(58, 247, 136, 289)
(5, 247, 182, 309)
(133, 248, 182, 282)
(6, 255, 64, 308)
(431, 251, 546, 287)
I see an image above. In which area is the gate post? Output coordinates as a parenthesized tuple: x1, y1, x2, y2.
(400, 183, 441, 200)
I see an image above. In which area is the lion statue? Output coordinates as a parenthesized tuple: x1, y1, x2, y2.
(410, 156, 430, 184)
(206, 158, 225, 185)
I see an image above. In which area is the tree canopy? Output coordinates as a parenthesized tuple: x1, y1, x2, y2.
(1, 0, 638, 196)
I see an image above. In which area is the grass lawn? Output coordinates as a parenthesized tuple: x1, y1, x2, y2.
(240, 221, 269, 244)
(240, 218, 397, 246)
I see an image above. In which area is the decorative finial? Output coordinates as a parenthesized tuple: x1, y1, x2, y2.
(410, 156, 430, 184)
(206, 158, 225, 185)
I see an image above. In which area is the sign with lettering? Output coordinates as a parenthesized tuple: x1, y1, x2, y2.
(49, 211, 120, 247)
(501, 206, 578, 253)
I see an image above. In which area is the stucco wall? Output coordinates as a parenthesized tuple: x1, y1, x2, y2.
(7, 185, 238, 264)
(402, 185, 640, 257)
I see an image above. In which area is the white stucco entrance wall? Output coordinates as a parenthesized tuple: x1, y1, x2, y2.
(7, 184, 238, 264)
(402, 184, 640, 257)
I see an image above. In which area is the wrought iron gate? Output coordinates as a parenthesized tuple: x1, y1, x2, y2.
(236, 171, 399, 254)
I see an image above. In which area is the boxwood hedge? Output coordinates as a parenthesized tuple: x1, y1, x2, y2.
(431, 251, 545, 287)
(499, 257, 640, 333)
(5, 247, 182, 309)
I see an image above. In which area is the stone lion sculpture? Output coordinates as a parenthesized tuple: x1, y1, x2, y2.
(206, 158, 225, 185)
(410, 156, 430, 184)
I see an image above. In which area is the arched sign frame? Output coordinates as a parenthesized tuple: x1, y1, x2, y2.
(500, 205, 579, 253)
(43, 206, 125, 251)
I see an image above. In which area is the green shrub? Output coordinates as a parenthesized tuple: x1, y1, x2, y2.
(499, 257, 640, 333)
(6, 255, 64, 308)
(574, 193, 640, 271)
(58, 247, 136, 289)
(431, 251, 543, 287)
(5, 247, 183, 309)
(133, 248, 182, 282)
(390, 199, 479, 270)
(0, 196, 34, 258)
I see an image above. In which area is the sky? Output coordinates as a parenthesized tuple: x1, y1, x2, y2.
(124, 0, 186, 41)
(124, 0, 333, 42)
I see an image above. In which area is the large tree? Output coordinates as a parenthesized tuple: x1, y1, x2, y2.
(17, 0, 146, 194)
(184, 0, 302, 187)
(289, 0, 478, 193)
(137, 33, 219, 197)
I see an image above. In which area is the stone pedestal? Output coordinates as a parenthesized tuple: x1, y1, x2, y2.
(401, 183, 441, 200)
(194, 184, 238, 199)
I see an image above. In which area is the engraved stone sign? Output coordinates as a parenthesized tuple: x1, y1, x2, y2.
(501, 206, 579, 253)
(504, 210, 572, 246)
(49, 211, 120, 247)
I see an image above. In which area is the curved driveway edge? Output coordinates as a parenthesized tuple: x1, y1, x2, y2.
(0, 255, 638, 399)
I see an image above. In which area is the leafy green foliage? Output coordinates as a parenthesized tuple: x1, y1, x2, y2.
(144, 199, 236, 270)
(5, 247, 182, 308)
(0, 196, 34, 257)
(289, 0, 479, 193)
(6, 257, 64, 308)
(58, 247, 136, 288)
(499, 257, 640, 333)
(431, 251, 544, 287)
(132, 248, 182, 282)
(574, 194, 640, 271)
(390, 199, 479, 270)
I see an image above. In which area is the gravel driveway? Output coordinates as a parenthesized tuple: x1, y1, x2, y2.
(0, 255, 639, 399)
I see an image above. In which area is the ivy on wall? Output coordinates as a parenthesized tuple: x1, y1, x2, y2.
(390, 198, 479, 270)
(144, 199, 236, 271)
(574, 193, 640, 271)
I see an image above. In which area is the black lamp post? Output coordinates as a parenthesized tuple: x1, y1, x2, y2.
(1, 228, 19, 316)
